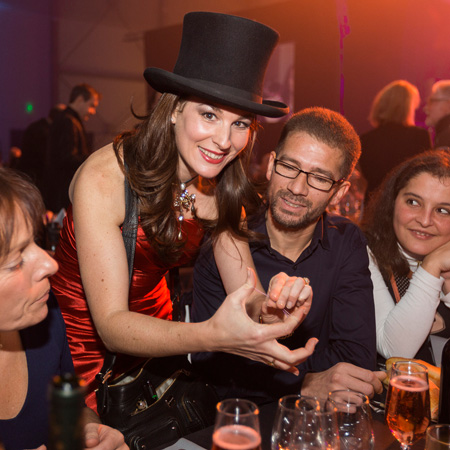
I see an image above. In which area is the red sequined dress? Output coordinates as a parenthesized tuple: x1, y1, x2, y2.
(51, 205, 204, 410)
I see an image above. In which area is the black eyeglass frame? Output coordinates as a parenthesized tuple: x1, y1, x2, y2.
(273, 158, 344, 192)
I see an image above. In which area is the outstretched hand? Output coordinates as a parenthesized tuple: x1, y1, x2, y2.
(207, 268, 318, 374)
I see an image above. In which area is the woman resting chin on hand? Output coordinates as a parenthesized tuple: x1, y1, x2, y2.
(362, 149, 450, 365)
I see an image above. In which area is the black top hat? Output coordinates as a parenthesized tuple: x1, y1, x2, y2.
(144, 12, 289, 118)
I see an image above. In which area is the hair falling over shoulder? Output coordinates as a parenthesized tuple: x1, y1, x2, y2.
(113, 93, 262, 264)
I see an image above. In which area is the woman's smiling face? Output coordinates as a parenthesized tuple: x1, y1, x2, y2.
(393, 172, 450, 260)
(172, 99, 254, 180)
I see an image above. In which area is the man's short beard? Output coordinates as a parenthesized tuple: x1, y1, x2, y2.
(268, 190, 329, 230)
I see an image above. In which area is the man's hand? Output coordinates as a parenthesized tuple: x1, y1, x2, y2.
(261, 272, 312, 325)
(84, 423, 128, 450)
(301, 362, 386, 399)
(208, 268, 318, 374)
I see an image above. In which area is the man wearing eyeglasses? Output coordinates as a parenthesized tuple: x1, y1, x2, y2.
(191, 107, 383, 402)
(425, 80, 450, 149)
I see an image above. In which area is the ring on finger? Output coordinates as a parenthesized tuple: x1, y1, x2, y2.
(303, 277, 310, 285)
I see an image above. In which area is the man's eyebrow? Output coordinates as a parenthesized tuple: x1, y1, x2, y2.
(280, 157, 336, 179)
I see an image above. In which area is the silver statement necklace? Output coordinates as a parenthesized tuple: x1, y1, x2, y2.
(173, 175, 198, 240)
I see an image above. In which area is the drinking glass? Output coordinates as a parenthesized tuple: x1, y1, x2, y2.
(385, 360, 430, 450)
(212, 398, 261, 450)
(271, 394, 304, 450)
(328, 389, 374, 450)
(295, 396, 339, 450)
(425, 424, 450, 450)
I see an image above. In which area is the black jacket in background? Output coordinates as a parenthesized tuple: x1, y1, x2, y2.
(359, 123, 431, 200)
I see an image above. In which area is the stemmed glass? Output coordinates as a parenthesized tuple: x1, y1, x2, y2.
(271, 395, 305, 450)
(385, 360, 430, 449)
(271, 394, 339, 450)
(425, 424, 450, 450)
(212, 398, 261, 450)
(328, 389, 374, 450)
(296, 397, 340, 450)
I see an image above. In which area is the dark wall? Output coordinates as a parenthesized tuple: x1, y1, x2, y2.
(144, 0, 450, 160)
(0, 1, 53, 163)
(344, 0, 450, 134)
(144, 0, 340, 159)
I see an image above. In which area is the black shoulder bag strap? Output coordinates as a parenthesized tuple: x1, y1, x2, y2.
(96, 170, 183, 414)
(96, 171, 138, 414)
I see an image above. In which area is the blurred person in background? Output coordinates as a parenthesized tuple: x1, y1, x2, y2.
(359, 80, 431, 201)
(425, 80, 450, 149)
(18, 104, 66, 195)
(45, 84, 100, 213)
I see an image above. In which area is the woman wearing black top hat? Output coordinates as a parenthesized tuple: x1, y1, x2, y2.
(50, 11, 316, 409)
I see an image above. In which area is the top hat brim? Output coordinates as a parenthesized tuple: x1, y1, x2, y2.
(144, 68, 289, 118)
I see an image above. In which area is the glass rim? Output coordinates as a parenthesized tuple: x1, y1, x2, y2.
(216, 398, 259, 416)
(426, 424, 450, 443)
(328, 389, 370, 404)
(294, 396, 321, 412)
(277, 394, 303, 410)
(392, 360, 429, 374)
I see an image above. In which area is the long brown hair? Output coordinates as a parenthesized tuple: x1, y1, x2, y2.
(113, 93, 261, 263)
(0, 168, 45, 264)
(362, 149, 450, 283)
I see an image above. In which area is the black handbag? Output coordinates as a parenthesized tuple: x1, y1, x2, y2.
(96, 176, 218, 449)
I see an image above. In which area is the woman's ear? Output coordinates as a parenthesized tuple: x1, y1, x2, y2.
(171, 110, 177, 125)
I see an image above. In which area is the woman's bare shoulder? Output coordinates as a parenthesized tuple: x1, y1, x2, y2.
(69, 143, 124, 200)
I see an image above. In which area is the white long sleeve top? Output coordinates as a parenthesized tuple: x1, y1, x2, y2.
(369, 247, 450, 360)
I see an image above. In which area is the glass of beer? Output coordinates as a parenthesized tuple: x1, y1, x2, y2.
(385, 360, 430, 449)
(426, 424, 450, 450)
(212, 398, 261, 450)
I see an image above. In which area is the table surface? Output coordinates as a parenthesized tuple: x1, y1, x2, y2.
(178, 401, 426, 450)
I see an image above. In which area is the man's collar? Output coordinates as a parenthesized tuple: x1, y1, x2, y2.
(250, 208, 330, 252)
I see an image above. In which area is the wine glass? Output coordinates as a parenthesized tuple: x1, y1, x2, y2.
(295, 396, 339, 450)
(328, 389, 374, 450)
(271, 394, 304, 450)
(385, 360, 431, 449)
(212, 398, 261, 450)
(425, 424, 450, 450)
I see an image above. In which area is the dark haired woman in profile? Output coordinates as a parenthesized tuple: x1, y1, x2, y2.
(0, 168, 126, 450)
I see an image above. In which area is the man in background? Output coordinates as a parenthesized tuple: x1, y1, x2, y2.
(425, 80, 450, 149)
(18, 104, 66, 194)
(191, 107, 383, 403)
(45, 83, 100, 212)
